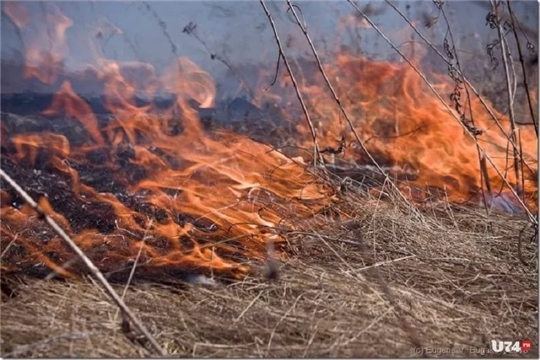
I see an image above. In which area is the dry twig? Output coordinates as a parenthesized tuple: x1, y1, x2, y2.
(259, 0, 323, 165)
(506, 0, 538, 136)
(491, 0, 526, 205)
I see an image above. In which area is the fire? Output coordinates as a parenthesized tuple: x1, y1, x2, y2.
(265, 53, 538, 212)
(1, 3, 334, 279)
(1, 3, 537, 280)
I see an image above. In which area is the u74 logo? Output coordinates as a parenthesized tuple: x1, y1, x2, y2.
(490, 339, 532, 353)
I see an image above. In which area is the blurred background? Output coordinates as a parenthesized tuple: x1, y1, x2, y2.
(2, 1, 538, 102)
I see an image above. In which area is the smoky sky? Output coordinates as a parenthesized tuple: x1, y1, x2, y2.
(1, 1, 538, 94)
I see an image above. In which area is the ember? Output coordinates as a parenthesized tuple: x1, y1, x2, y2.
(0, 1, 537, 281)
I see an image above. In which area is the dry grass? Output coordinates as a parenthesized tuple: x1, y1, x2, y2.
(1, 178, 537, 358)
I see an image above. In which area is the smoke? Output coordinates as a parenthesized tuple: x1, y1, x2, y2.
(2, 1, 536, 96)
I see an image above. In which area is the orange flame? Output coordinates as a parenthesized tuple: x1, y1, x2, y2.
(263, 53, 537, 211)
(1, 3, 537, 280)
(1, 3, 336, 279)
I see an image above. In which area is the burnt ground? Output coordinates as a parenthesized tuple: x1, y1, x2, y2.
(0, 96, 310, 279)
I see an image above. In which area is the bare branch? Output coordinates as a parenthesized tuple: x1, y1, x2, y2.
(259, 0, 323, 165)
(506, 0, 538, 136)
(491, 0, 525, 205)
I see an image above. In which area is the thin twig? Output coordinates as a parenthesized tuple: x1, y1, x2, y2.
(437, 4, 494, 220)
(507, 0, 538, 136)
(44, 256, 83, 281)
(357, 255, 417, 272)
(114, 220, 153, 322)
(1, 234, 18, 259)
(259, 0, 323, 166)
(0, 168, 166, 356)
(234, 289, 264, 323)
(492, 0, 524, 204)
(182, 22, 256, 100)
(266, 291, 307, 354)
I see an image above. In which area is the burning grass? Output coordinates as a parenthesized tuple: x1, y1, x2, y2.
(1, 180, 538, 358)
(1, 0, 538, 357)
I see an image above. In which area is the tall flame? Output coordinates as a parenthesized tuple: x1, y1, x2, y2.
(261, 53, 537, 211)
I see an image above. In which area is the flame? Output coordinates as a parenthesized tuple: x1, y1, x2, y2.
(1, 3, 537, 280)
(1, 52, 333, 278)
(1, 3, 334, 279)
(263, 53, 537, 211)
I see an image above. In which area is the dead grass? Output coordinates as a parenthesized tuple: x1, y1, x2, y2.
(1, 178, 538, 358)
